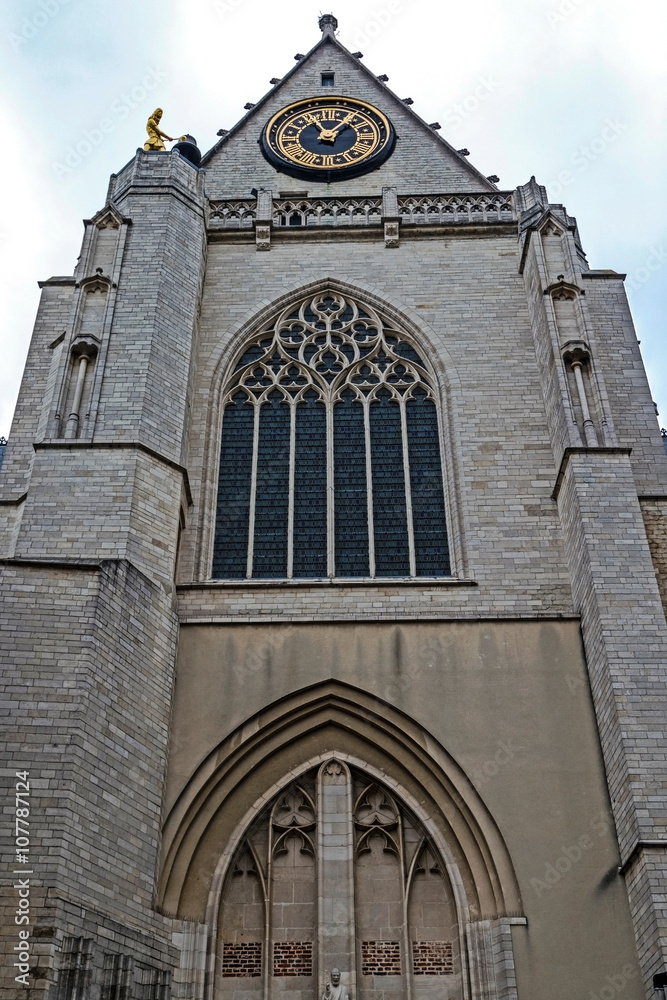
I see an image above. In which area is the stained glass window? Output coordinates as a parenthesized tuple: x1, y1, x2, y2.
(212, 292, 451, 579)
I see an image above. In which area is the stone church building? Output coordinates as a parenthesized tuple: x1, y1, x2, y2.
(2, 15, 667, 1000)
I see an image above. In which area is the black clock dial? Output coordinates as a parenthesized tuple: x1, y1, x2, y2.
(261, 96, 396, 181)
(298, 122, 357, 155)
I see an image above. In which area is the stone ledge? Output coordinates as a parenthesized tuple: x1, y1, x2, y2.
(581, 270, 627, 280)
(551, 446, 633, 501)
(37, 276, 77, 288)
(178, 610, 580, 625)
(179, 577, 476, 590)
(207, 223, 516, 244)
(618, 840, 667, 876)
(0, 491, 27, 507)
(33, 440, 192, 505)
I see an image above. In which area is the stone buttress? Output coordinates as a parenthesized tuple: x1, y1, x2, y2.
(516, 177, 667, 995)
(0, 148, 206, 1000)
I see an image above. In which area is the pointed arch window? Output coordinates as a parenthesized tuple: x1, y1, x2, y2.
(213, 291, 450, 580)
(215, 761, 464, 1000)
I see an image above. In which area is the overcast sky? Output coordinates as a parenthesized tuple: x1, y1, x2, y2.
(1, 0, 665, 439)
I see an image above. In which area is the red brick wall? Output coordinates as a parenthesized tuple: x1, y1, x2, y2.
(221, 942, 262, 977)
(272, 942, 313, 977)
(361, 940, 402, 976)
(412, 941, 453, 975)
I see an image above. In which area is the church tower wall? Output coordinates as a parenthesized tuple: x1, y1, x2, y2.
(0, 150, 206, 999)
(516, 179, 667, 993)
(2, 19, 667, 1000)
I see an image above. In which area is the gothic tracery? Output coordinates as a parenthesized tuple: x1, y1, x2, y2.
(213, 291, 450, 580)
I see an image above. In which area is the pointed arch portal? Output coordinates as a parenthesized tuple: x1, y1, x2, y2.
(159, 684, 524, 1000)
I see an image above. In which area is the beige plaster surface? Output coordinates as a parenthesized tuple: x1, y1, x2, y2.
(165, 618, 642, 1000)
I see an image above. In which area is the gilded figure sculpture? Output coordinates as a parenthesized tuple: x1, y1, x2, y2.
(143, 108, 185, 152)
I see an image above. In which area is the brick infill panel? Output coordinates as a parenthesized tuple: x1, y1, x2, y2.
(272, 941, 313, 977)
(221, 942, 262, 977)
(362, 940, 401, 976)
(412, 941, 453, 975)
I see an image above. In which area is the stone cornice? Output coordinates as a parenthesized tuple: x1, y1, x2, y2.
(551, 446, 633, 501)
(34, 440, 193, 506)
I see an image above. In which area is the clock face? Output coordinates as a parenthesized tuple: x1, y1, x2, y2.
(261, 96, 396, 180)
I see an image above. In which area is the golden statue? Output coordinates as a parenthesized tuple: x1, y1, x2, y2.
(143, 108, 185, 152)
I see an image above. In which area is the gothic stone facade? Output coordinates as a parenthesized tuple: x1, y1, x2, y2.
(2, 21, 667, 1000)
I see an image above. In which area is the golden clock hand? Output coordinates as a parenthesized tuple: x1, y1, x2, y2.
(304, 113, 325, 133)
(316, 113, 357, 145)
(328, 112, 356, 137)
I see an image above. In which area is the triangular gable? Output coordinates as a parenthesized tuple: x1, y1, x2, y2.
(202, 26, 498, 198)
(85, 202, 129, 230)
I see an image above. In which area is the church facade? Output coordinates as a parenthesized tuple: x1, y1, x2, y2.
(2, 15, 667, 1000)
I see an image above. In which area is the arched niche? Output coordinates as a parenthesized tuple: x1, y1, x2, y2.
(158, 684, 524, 1000)
(210, 760, 466, 1000)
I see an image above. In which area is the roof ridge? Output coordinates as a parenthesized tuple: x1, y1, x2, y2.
(200, 25, 497, 190)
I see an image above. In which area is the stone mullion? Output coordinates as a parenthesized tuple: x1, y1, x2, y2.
(265, 820, 275, 1000)
(398, 813, 413, 1000)
(326, 395, 335, 578)
(64, 351, 92, 439)
(317, 760, 356, 999)
(362, 400, 376, 578)
(287, 400, 297, 579)
(246, 401, 261, 578)
(570, 358, 598, 447)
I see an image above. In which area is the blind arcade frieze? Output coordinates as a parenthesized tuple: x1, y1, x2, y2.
(208, 192, 517, 230)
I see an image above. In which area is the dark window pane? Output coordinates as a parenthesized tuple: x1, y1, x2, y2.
(334, 389, 369, 576)
(386, 336, 426, 366)
(253, 391, 290, 578)
(213, 394, 254, 578)
(293, 391, 328, 577)
(370, 388, 410, 576)
(406, 389, 450, 576)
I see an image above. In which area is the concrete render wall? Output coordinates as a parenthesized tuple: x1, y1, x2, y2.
(164, 618, 643, 1000)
